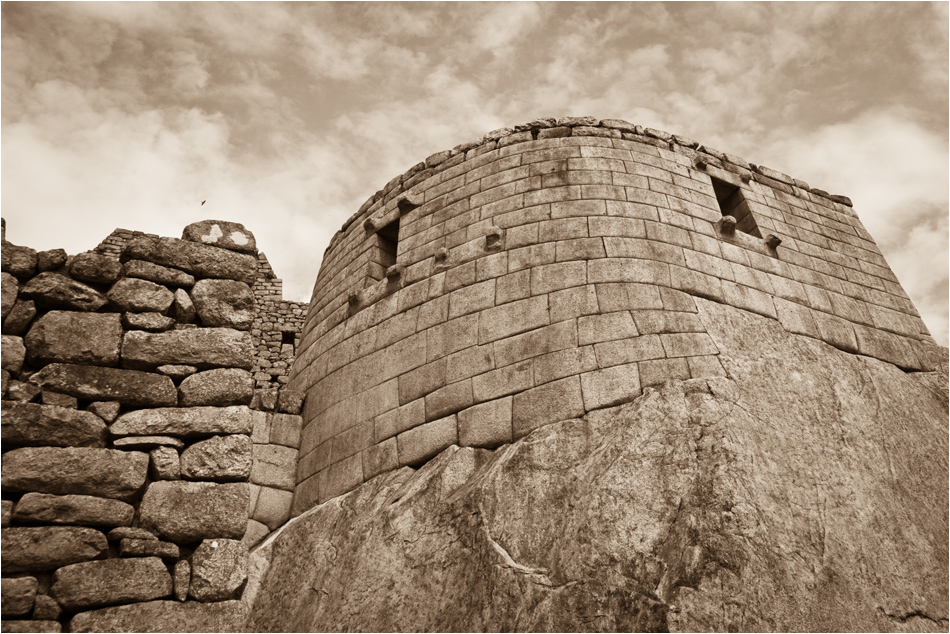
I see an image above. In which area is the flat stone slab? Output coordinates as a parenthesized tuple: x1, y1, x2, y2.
(178, 368, 254, 407)
(191, 279, 255, 330)
(12, 493, 134, 528)
(1, 401, 107, 448)
(180, 434, 252, 482)
(51, 557, 172, 611)
(182, 220, 257, 254)
(2, 447, 148, 501)
(118, 538, 179, 560)
(24, 311, 122, 366)
(30, 363, 177, 408)
(121, 328, 253, 371)
(122, 235, 258, 285)
(139, 481, 248, 543)
(124, 259, 195, 288)
(1, 526, 107, 573)
(113, 435, 185, 450)
(19, 272, 107, 312)
(122, 311, 176, 332)
(70, 599, 245, 633)
(112, 406, 254, 438)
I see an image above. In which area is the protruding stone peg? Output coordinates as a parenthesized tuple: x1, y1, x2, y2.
(397, 193, 424, 215)
(694, 158, 708, 170)
(740, 171, 753, 184)
(347, 291, 361, 306)
(363, 217, 377, 233)
(765, 234, 782, 250)
(434, 247, 448, 263)
(385, 264, 405, 281)
(485, 226, 503, 251)
(719, 216, 737, 235)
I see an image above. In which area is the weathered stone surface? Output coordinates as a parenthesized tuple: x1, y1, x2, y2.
(12, 493, 133, 527)
(119, 538, 179, 559)
(276, 389, 304, 414)
(1, 620, 62, 633)
(112, 405, 254, 438)
(1, 334, 25, 372)
(157, 364, 198, 379)
(2, 447, 148, 501)
(191, 279, 255, 330)
(32, 594, 62, 621)
(51, 557, 172, 611)
(1, 527, 107, 573)
(150, 446, 181, 480)
(124, 259, 195, 288)
(30, 363, 177, 408)
(106, 277, 174, 313)
(24, 311, 122, 366)
(171, 288, 196, 323)
(1, 272, 18, 319)
(19, 273, 107, 312)
(246, 300, 948, 633)
(1, 402, 107, 448)
(252, 486, 293, 530)
(121, 328, 253, 371)
(37, 248, 67, 272)
(5, 380, 40, 402)
(174, 560, 191, 601)
(67, 252, 123, 285)
(249, 444, 296, 491)
(2, 241, 37, 280)
(1, 577, 37, 617)
(140, 481, 248, 543)
(122, 311, 176, 331)
(3, 299, 35, 335)
(2, 500, 12, 527)
(114, 435, 185, 450)
(70, 599, 245, 633)
(182, 220, 257, 254)
(189, 539, 249, 602)
(107, 527, 157, 542)
(122, 235, 258, 285)
(181, 434, 252, 482)
(178, 368, 254, 407)
(86, 400, 120, 422)
(41, 390, 78, 408)
(242, 519, 270, 550)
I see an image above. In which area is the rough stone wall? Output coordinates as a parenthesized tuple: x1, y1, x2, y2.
(0, 221, 303, 632)
(288, 117, 942, 517)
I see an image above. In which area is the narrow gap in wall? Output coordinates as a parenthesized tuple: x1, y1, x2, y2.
(376, 218, 400, 269)
(710, 176, 762, 238)
(281, 331, 295, 350)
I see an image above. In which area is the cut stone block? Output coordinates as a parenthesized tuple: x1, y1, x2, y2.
(2, 402, 107, 448)
(252, 486, 293, 530)
(268, 413, 302, 448)
(242, 519, 270, 550)
(70, 599, 245, 633)
(361, 437, 397, 481)
(189, 538, 249, 601)
(24, 311, 122, 366)
(122, 235, 258, 285)
(1, 526, 107, 573)
(178, 368, 254, 407)
(191, 279, 255, 330)
(181, 435, 252, 482)
(112, 406, 254, 438)
(512, 375, 585, 439)
(580, 362, 642, 410)
(250, 444, 297, 491)
(2, 447, 148, 501)
(30, 363, 177, 408)
(51, 557, 172, 611)
(458, 396, 513, 448)
(139, 481, 249, 543)
(397, 414, 458, 467)
(150, 447, 181, 481)
(12, 493, 134, 528)
(121, 328, 253, 371)
(19, 273, 107, 312)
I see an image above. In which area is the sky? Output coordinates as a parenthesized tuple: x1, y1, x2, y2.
(2, 2, 948, 346)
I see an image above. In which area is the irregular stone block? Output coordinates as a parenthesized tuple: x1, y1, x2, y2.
(250, 444, 297, 490)
(1, 271, 18, 319)
(113, 435, 184, 450)
(181, 435, 252, 482)
(86, 400, 120, 423)
(1, 334, 26, 372)
(124, 259, 195, 288)
(113, 405, 254, 438)
(12, 493, 133, 527)
(122, 311, 176, 332)
(5, 380, 40, 402)
(139, 481, 249, 543)
(2, 241, 37, 280)
(2, 500, 12, 527)
(1, 526, 107, 573)
(41, 391, 78, 408)
(150, 446, 181, 480)
(32, 594, 62, 621)
(189, 538, 249, 602)
(178, 368, 254, 407)
(37, 248, 67, 272)
(183, 220, 257, 254)
(1, 447, 148, 501)
(51, 557, 172, 611)
(276, 389, 305, 414)
(121, 328, 253, 371)
(253, 486, 293, 530)
(106, 278, 174, 313)
(107, 527, 157, 542)
(171, 288, 196, 323)
(1, 576, 37, 617)
(30, 363, 177, 408)
(191, 279, 254, 330)
(70, 599, 245, 633)
(24, 311, 122, 366)
(174, 560, 190, 601)
(242, 519, 270, 550)
(122, 235, 258, 285)
(19, 273, 107, 312)
(157, 364, 198, 380)
(2, 402, 107, 448)
(119, 538, 179, 559)
(0, 620, 62, 632)
(67, 252, 123, 285)
(3, 299, 36, 335)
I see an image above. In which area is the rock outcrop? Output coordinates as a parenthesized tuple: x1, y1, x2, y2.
(245, 299, 948, 632)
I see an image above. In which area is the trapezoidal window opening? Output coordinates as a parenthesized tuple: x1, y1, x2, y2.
(281, 331, 296, 349)
(710, 176, 762, 238)
(374, 217, 400, 271)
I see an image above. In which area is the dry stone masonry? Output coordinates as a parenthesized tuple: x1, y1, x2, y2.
(1, 220, 304, 632)
(287, 116, 942, 516)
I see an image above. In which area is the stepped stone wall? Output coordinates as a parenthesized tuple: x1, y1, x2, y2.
(0, 220, 304, 632)
(287, 116, 942, 517)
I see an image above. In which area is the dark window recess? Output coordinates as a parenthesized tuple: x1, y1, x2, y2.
(281, 331, 295, 347)
(711, 177, 761, 238)
(374, 218, 399, 271)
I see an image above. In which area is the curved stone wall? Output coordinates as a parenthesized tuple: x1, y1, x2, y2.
(288, 117, 939, 516)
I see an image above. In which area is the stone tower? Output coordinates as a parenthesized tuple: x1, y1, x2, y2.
(287, 117, 940, 516)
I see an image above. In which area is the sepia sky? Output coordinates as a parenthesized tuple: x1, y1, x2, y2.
(2, 2, 947, 345)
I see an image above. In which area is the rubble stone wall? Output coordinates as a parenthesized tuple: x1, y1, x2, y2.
(288, 117, 941, 516)
(1, 221, 303, 632)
